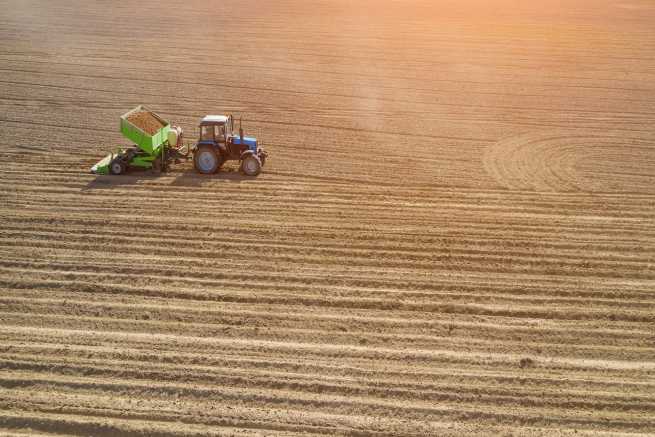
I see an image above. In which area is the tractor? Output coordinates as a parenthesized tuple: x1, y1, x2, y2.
(90, 106, 267, 177)
(193, 115, 267, 176)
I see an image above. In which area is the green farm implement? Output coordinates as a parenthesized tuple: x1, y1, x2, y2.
(91, 105, 188, 175)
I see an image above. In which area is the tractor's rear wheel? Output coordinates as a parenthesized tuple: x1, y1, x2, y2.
(241, 155, 262, 176)
(194, 146, 220, 174)
(110, 159, 126, 175)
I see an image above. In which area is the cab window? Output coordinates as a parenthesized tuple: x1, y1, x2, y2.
(200, 125, 214, 141)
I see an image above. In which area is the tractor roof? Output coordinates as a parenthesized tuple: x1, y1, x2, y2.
(200, 115, 228, 125)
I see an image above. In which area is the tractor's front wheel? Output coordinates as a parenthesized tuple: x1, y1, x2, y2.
(110, 158, 126, 175)
(241, 155, 262, 176)
(194, 146, 220, 174)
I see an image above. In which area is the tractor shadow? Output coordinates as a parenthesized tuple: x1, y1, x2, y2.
(82, 165, 253, 191)
(169, 167, 252, 187)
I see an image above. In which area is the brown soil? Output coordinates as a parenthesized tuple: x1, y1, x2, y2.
(1, 0, 655, 435)
(126, 110, 165, 135)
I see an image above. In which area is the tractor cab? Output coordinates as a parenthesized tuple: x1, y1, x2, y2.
(193, 114, 267, 176)
(199, 115, 230, 145)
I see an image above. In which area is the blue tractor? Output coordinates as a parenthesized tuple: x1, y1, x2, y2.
(193, 115, 267, 176)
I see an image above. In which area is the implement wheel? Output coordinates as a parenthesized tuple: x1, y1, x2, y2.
(241, 155, 262, 176)
(194, 146, 220, 174)
(109, 159, 126, 175)
(151, 158, 162, 175)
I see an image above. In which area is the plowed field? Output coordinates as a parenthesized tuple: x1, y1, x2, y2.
(1, 0, 654, 435)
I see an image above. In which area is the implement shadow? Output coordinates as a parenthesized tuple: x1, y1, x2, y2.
(82, 172, 160, 191)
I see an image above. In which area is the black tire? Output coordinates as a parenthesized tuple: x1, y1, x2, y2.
(109, 159, 126, 175)
(241, 154, 262, 176)
(151, 157, 161, 175)
(194, 146, 221, 174)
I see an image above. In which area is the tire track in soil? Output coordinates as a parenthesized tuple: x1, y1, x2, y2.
(483, 130, 655, 193)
